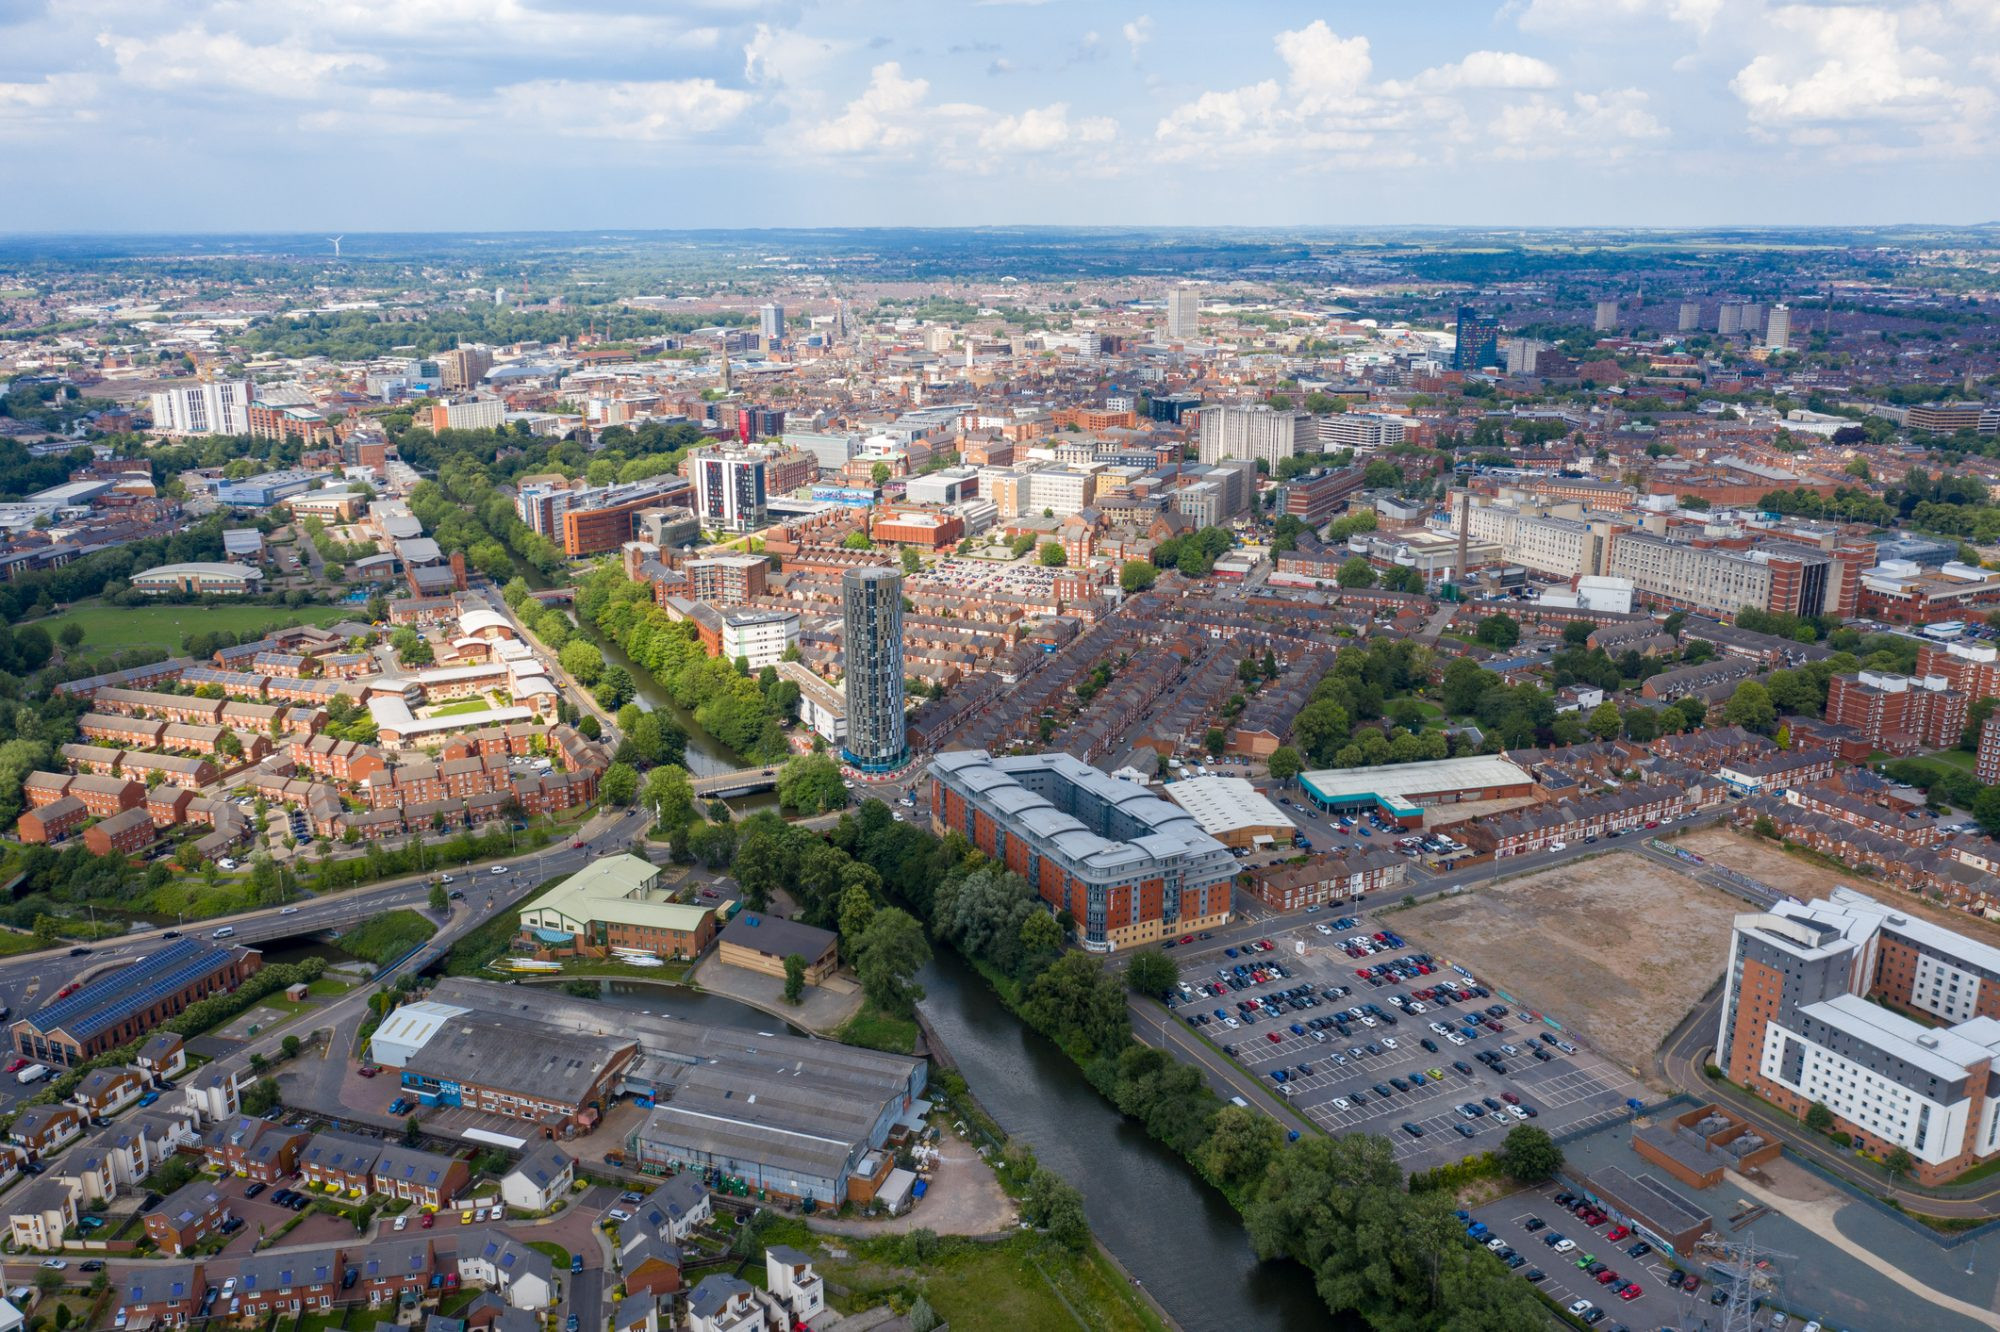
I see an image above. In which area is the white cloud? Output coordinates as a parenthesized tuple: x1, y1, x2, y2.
(1122, 15, 1152, 61)
(1731, 5, 1974, 123)
(1412, 50, 1560, 91)
(796, 61, 931, 153)
(98, 26, 384, 99)
(1516, 0, 1725, 35)
(1274, 20, 1372, 111)
(979, 101, 1116, 153)
(743, 24, 850, 86)
(499, 78, 754, 139)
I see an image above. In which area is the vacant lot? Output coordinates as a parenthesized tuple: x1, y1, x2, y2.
(1395, 851, 1740, 1074)
(35, 600, 354, 654)
(1673, 824, 2000, 944)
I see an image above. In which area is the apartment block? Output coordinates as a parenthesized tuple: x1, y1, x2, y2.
(1824, 671, 1967, 755)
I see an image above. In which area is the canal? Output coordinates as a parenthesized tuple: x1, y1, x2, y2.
(916, 947, 1336, 1332)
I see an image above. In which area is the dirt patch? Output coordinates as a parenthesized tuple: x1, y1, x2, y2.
(1671, 826, 2000, 943)
(1394, 850, 1740, 1074)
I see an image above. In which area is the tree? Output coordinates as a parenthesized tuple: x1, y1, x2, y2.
(1038, 541, 1067, 568)
(1885, 1146, 1914, 1180)
(429, 882, 449, 912)
(838, 882, 877, 945)
(57, 622, 85, 650)
(1497, 1125, 1563, 1182)
(777, 752, 846, 815)
(403, 1116, 422, 1147)
(1336, 556, 1377, 589)
(1562, 620, 1595, 647)
(852, 907, 931, 1016)
(1267, 745, 1302, 783)
(1195, 1105, 1284, 1192)
(842, 530, 874, 550)
(1722, 680, 1777, 733)
(1474, 613, 1520, 649)
(1205, 726, 1226, 756)
(559, 639, 604, 686)
(900, 546, 922, 574)
(644, 764, 696, 828)
(906, 1293, 941, 1332)
(1622, 707, 1661, 742)
(600, 762, 639, 805)
(1585, 701, 1623, 742)
(1018, 910, 1062, 973)
(32, 913, 59, 946)
(1119, 559, 1158, 594)
(1125, 949, 1178, 996)
(1805, 1101, 1835, 1133)
(782, 953, 807, 1005)
(870, 461, 891, 487)
(281, 1034, 302, 1059)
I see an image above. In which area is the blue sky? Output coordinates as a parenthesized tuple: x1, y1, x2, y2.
(2, 0, 1997, 232)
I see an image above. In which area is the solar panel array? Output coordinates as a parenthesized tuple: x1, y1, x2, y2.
(27, 938, 232, 1041)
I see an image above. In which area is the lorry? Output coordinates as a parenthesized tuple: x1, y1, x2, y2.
(15, 1063, 48, 1085)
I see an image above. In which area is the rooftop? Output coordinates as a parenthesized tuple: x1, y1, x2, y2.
(523, 855, 715, 938)
(1298, 755, 1533, 816)
(1162, 775, 1297, 835)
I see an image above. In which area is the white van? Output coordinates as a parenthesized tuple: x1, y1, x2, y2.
(212, 926, 236, 940)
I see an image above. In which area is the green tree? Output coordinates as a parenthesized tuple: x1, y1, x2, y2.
(782, 953, 807, 1005)
(906, 1293, 941, 1332)
(838, 882, 877, 945)
(870, 462, 891, 486)
(842, 530, 874, 550)
(1205, 726, 1227, 756)
(852, 907, 931, 1016)
(1119, 559, 1158, 594)
(1039, 541, 1067, 567)
(558, 639, 604, 686)
(1336, 557, 1377, 588)
(643, 764, 696, 828)
(1722, 680, 1777, 733)
(403, 1116, 422, 1147)
(1474, 613, 1520, 649)
(281, 1034, 302, 1059)
(1195, 1105, 1284, 1192)
(777, 752, 847, 815)
(1585, 700, 1623, 741)
(600, 762, 639, 805)
(1623, 707, 1661, 742)
(57, 622, 85, 650)
(1125, 949, 1179, 996)
(429, 882, 449, 912)
(900, 545, 922, 574)
(32, 913, 60, 946)
(1805, 1101, 1835, 1133)
(1267, 745, 1302, 783)
(1562, 620, 1595, 647)
(1497, 1125, 1563, 1182)
(1018, 910, 1063, 973)
(1885, 1146, 1914, 1180)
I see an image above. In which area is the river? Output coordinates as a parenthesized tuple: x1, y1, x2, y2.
(916, 948, 1337, 1332)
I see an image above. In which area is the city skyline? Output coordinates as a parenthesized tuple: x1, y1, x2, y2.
(4, 2, 1999, 231)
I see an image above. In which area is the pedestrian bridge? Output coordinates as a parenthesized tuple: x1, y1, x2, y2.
(691, 767, 782, 797)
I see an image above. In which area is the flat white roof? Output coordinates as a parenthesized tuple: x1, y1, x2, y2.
(1299, 755, 1531, 813)
(1801, 993, 1998, 1081)
(1163, 776, 1295, 834)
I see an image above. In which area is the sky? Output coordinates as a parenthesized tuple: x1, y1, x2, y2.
(2, 0, 1998, 232)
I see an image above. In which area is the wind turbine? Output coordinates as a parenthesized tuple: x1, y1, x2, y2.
(327, 236, 344, 260)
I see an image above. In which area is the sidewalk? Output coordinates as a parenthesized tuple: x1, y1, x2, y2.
(690, 953, 863, 1035)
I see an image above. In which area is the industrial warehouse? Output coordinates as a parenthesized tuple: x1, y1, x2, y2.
(1296, 755, 1537, 827)
(11, 938, 262, 1067)
(369, 980, 925, 1205)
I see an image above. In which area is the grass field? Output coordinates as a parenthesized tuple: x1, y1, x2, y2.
(37, 601, 355, 655)
(837, 999, 919, 1054)
(427, 697, 498, 717)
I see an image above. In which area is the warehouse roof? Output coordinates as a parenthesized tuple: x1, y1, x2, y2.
(1299, 755, 1532, 817)
(523, 856, 714, 938)
(717, 913, 836, 961)
(1162, 776, 1296, 835)
(23, 938, 246, 1044)
(392, 1009, 636, 1104)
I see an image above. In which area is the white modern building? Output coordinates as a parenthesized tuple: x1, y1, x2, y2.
(719, 609, 799, 669)
(1196, 405, 1306, 468)
(149, 380, 251, 436)
(1166, 286, 1200, 341)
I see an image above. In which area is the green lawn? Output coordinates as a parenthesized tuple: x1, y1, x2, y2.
(1923, 748, 1980, 773)
(36, 600, 355, 655)
(428, 697, 500, 717)
(754, 1220, 1167, 1332)
(837, 1001, 919, 1054)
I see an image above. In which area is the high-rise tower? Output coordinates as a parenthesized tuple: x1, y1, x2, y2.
(841, 567, 907, 772)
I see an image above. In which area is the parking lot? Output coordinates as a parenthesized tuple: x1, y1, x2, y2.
(1165, 901, 1648, 1168)
(1467, 1184, 1715, 1330)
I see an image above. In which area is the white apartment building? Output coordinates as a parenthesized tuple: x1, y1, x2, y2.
(437, 396, 506, 431)
(1027, 467, 1098, 519)
(719, 610, 798, 669)
(1461, 500, 1614, 580)
(149, 380, 251, 436)
(1166, 287, 1200, 341)
(1310, 413, 1407, 451)
(1196, 405, 1306, 468)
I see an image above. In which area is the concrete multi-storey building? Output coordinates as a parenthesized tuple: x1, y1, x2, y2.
(149, 380, 251, 436)
(1460, 499, 1615, 580)
(1309, 413, 1407, 451)
(1604, 532, 1861, 619)
(1824, 671, 1968, 754)
(1916, 641, 2000, 703)
(692, 452, 769, 533)
(719, 609, 799, 669)
(928, 750, 1235, 951)
(437, 346, 493, 391)
(1277, 466, 1366, 524)
(1717, 889, 2000, 1184)
(841, 567, 906, 771)
(1195, 405, 1306, 468)
(684, 553, 769, 604)
(1166, 286, 1200, 341)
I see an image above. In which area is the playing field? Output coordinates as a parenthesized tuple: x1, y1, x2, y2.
(1394, 850, 1742, 1075)
(36, 601, 355, 655)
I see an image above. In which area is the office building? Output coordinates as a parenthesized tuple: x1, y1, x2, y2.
(12, 938, 260, 1067)
(758, 303, 785, 341)
(130, 562, 264, 597)
(149, 380, 251, 436)
(560, 480, 690, 557)
(438, 346, 494, 391)
(1460, 499, 1615, 580)
(1717, 889, 2000, 1184)
(1166, 286, 1200, 340)
(1604, 531, 1859, 619)
(1149, 392, 1205, 424)
(517, 854, 719, 962)
(735, 405, 785, 444)
(693, 452, 769, 533)
(928, 750, 1235, 951)
(1454, 306, 1499, 371)
(427, 396, 506, 432)
(1195, 404, 1306, 468)
(1678, 301, 1701, 332)
(720, 609, 799, 668)
(841, 567, 906, 772)
(784, 430, 865, 474)
(1593, 300, 1619, 332)
(1278, 466, 1366, 525)
(1309, 412, 1406, 450)
(1765, 303, 1792, 353)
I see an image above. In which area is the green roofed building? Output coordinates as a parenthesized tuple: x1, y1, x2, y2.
(517, 853, 717, 961)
